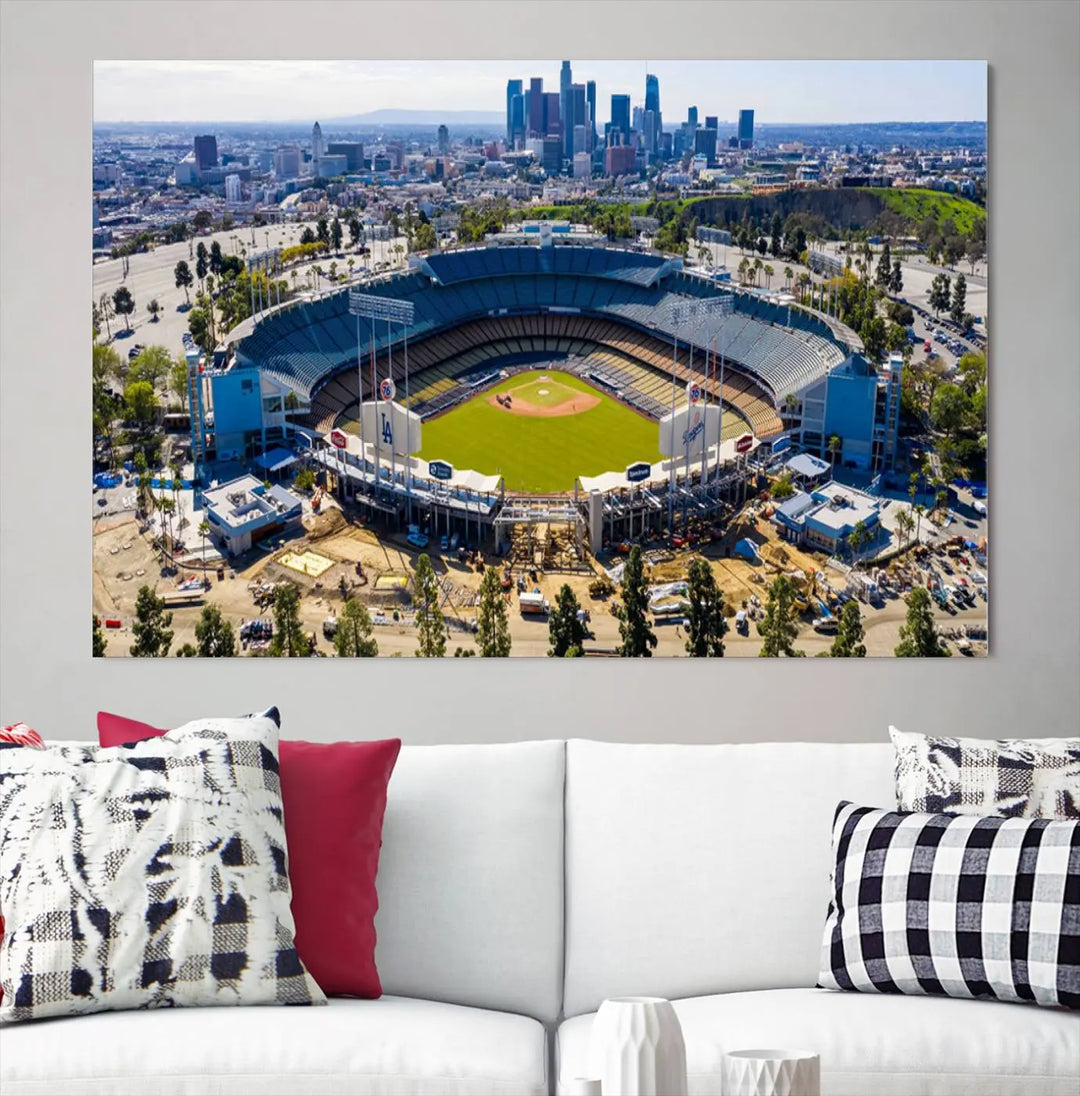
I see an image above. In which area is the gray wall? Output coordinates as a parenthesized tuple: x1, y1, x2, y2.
(1, 1, 1077, 744)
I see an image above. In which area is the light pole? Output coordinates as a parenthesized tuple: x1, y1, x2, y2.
(348, 291, 416, 521)
(667, 297, 731, 534)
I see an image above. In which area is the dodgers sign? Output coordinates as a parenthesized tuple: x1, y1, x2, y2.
(626, 461, 652, 484)
(428, 459, 453, 481)
(359, 400, 422, 458)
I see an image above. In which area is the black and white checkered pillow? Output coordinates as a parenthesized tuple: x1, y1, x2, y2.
(891, 726, 1080, 818)
(819, 801, 1080, 1009)
(0, 714, 326, 1022)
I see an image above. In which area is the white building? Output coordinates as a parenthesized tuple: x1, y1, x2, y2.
(311, 121, 324, 178)
(274, 146, 301, 178)
(224, 174, 242, 203)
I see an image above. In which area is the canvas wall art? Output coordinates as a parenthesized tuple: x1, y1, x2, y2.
(91, 60, 987, 657)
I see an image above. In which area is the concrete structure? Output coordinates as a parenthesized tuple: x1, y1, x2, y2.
(311, 122, 324, 178)
(194, 135, 218, 171)
(605, 144, 638, 177)
(224, 174, 242, 203)
(202, 474, 303, 557)
(738, 109, 755, 149)
(609, 94, 631, 146)
(573, 152, 591, 179)
(773, 479, 881, 554)
(274, 146, 301, 178)
(327, 142, 365, 171)
(316, 154, 347, 178)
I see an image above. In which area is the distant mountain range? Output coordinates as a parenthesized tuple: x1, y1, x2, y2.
(324, 109, 505, 126)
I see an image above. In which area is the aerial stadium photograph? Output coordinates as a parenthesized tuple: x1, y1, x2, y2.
(90, 59, 988, 658)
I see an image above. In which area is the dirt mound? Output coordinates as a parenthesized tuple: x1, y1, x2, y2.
(304, 508, 347, 540)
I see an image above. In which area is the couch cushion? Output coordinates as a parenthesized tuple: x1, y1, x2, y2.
(374, 741, 565, 1023)
(563, 740, 895, 1016)
(556, 988, 1080, 1096)
(0, 995, 548, 1096)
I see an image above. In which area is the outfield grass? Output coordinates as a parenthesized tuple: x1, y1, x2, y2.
(418, 370, 663, 494)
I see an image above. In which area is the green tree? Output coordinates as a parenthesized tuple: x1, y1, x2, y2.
(931, 383, 975, 434)
(684, 558, 727, 657)
(334, 597, 379, 657)
(895, 587, 951, 657)
(194, 604, 237, 657)
(847, 519, 872, 564)
(93, 614, 108, 657)
(412, 221, 437, 252)
(348, 215, 361, 248)
(616, 545, 657, 657)
(209, 240, 224, 275)
(112, 285, 135, 333)
(330, 216, 343, 251)
(895, 506, 915, 546)
(476, 566, 512, 657)
(129, 585, 173, 657)
(124, 380, 159, 430)
(860, 314, 888, 363)
(548, 583, 587, 657)
(317, 217, 330, 246)
(130, 345, 172, 391)
(146, 298, 161, 323)
(950, 273, 967, 325)
(169, 357, 190, 411)
(93, 341, 123, 385)
(890, 258, 903, 295)
(192, 210, 213, 232)
(758, 574, 804, 657)
(769, 212, 783, 257)
(293, 468, 317, 492)
(875, 242, 892, 288)
(928, 272, 951, 316)
(176, 643, 198, 657)
(771, 473, 796, 500)
(268, 582, 309, 657)
(300, 226, 317, 246)
(829, 600, 866, 657)
(413, 554, 447, 657)
(827, 434, 842, 468)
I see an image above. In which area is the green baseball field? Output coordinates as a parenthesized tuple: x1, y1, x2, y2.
(418, 370, 663, 494)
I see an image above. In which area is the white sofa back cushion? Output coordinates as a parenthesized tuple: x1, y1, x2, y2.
(563, 739, 895, 1017)
(374, 741, 565, 1024)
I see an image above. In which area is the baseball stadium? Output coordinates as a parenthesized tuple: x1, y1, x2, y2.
(218, 228, 876, 555)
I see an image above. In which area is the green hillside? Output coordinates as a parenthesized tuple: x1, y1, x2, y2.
(866, 188, 986, 235)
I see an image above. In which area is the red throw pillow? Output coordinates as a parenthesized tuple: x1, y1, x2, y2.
(97, 712, 400, 998)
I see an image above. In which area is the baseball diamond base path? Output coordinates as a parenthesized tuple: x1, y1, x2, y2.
(485, 375, 601, 418)
(419, 369, 664, 495)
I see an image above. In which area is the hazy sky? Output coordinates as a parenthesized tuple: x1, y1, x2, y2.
(94, 60, 986, 126)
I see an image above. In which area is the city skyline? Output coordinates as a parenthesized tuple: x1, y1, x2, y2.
(94, 60, 987, 126)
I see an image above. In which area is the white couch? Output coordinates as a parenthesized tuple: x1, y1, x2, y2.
(2, 739, 1077, 1096)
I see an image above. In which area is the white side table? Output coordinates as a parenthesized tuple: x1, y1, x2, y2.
(721, 1049, 820, 1096)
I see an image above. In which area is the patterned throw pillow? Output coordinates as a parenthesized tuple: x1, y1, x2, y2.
(819, 801, 1079, 1009)
(0, 714, 326, 1022)
(891, 726, 1080, 819)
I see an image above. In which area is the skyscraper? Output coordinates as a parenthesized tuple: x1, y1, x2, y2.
(570, 83, 586, 155)
(586, 80, 597, 149)
(193, 135, 218, 171)
(560, 61, 573, 157)
(543, 92, 561, 138)
(687, 106, 698, 128)
(528, 77, 544, 137)
(311, 122, 324, 177)
(644, 74, 662, 157)
(705, 115, 718, 130)
(437, 125, 449, 154)
(610, 94, 630, 146)
(506, 79, 523, 146)
(738, 109, 755, 149)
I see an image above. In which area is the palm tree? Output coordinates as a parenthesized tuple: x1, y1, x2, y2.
(347, 257, 355, 282)
(753, 257, 763, 287)
(847, 520, 871, 568)
(98, 292, 113, 341)
(764, 264, 774, 290)
(199, 519, 211, 568)
(784, 265, 793, 291)
(896, 507, 915, 547)
(913, 503, 925, 544)
(827, 434, 842, 469)
(738, 257, 750, 285)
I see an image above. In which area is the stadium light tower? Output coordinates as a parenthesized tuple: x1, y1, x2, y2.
(247, 248, 282, 325)
(348, 291, 416, 520)
(666, 297, 731, 533)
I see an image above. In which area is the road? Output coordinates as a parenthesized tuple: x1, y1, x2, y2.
(93, 219, 410, 360)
